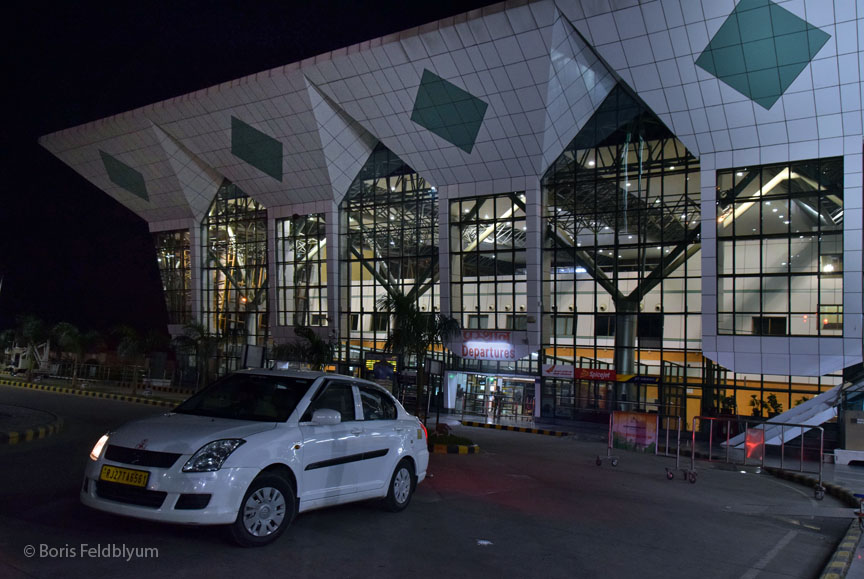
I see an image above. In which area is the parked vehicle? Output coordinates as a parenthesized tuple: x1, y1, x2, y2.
(82, 369, 429, 546)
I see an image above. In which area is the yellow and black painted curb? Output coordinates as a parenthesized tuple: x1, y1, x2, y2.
(0, 379, 177, 409)
(461, 420, 570, 437)
(761, 466, 860, 579)
(820, 520, 860, 579)
(0, 416, 64, 446)
(429, 443, 480, 454)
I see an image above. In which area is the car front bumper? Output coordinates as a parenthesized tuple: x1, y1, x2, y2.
(81, 459, 260, 525)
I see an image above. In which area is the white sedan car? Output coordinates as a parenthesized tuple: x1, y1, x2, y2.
(82, 370, 429, 546)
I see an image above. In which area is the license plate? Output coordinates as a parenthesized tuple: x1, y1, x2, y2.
(99, 465, 150, 487)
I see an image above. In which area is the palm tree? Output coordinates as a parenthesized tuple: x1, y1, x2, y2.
(13, 315, 49, 381)
(172, 322, 223, 391)
(52, 322, 102, 387)
(113, 325, 145, 392)
(376, 292, 460, 418)
(270, 325, 334, 371)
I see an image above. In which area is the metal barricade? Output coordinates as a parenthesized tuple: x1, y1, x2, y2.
(690, 415, 825, 499)
(596, 410, 686, 480)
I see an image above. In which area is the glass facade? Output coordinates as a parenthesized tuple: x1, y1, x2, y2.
(541, 84, 702, 418)
(201, 181, 268, 372)
(275, 214, 327, 327)
(449, 192, 527, 329)
(717, 157, 844, 336)
(153, 229, 191, 325)
(339, 144, 440, 366)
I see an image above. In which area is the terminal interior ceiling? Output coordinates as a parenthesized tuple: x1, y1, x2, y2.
(41, 0, 863, 425)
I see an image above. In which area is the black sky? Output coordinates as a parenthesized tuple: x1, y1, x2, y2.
(0, 0, 498, 334)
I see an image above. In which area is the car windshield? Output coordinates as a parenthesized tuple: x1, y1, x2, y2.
(174, 374, 315, 422)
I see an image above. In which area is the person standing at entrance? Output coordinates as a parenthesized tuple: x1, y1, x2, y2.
(492, 390, 505, 421)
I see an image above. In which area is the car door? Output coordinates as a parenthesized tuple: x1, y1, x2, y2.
(355, 385, 403, 493)
(298, 380, 364, 503)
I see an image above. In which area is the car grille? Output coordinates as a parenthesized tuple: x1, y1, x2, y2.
(95, 481, 167, 508)
(105, 445, 181, 469)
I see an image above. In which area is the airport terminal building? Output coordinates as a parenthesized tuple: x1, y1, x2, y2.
(40, 0, 863, 423)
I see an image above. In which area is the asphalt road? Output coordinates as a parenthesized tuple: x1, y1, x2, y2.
(0, 384, 851, 578)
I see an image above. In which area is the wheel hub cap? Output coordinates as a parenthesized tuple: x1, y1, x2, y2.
(243, 487, 287, 537)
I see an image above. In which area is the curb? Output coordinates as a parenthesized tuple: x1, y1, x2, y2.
(0, 379, 177, 408)
(821, 521, 861, 579)
(0, 416, 64, 446)
(761, 466, 860, 578)
(429, 444, 480, 454)
(461, 420, 570, 437)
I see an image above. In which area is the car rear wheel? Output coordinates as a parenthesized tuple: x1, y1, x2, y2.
(228, 474, 295, 547)
(383, 459, 415, 512)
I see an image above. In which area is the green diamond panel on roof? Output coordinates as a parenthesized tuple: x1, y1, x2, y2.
(695, 0, 830, 109)
(231, 116, 283, 181)
(411, 69, 488, 154)
(99, 150, 148, 201)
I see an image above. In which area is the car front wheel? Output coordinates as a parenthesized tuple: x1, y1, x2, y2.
(228, 474, 295, 547)
(383, 459, 415, 512)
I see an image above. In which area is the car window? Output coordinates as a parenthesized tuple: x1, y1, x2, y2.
(174, 374, 314, 422)
(359, 386, 397, 421)
(302, 382, 357, 423)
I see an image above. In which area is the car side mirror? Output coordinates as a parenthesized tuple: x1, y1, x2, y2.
(311, 408, 341, 426)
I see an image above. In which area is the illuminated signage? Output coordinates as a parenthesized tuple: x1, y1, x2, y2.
(460, 330, 516, 360)
(542, 364, 617, 381)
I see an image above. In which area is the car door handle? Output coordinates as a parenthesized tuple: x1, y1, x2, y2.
(393, 427, 405, 432)
(350, 428, 364, 436)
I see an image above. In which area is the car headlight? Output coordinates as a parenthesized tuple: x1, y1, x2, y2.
(89, 433, 110, 461)
(182, 439, 246, 472)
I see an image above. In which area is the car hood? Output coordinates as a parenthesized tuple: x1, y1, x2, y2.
(107, 413, 278, 455)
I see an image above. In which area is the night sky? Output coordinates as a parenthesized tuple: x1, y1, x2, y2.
(1, 1, 498, 334)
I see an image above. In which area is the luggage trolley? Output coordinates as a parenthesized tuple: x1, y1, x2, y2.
(660, 416, 696, 483)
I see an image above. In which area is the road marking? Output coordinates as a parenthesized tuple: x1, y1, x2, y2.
(739, 530, 797, 579)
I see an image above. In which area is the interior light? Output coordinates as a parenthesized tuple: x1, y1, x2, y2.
(669, 166, 675, 170)
(736, 172, 743, 177)
(823, 264, 835, 273)
(772, 208, 778, 212)
(588, 160, 595, 166)
(626, 182, 631, 187)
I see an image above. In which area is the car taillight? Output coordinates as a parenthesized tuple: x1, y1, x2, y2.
(419, 421, 428, 440)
